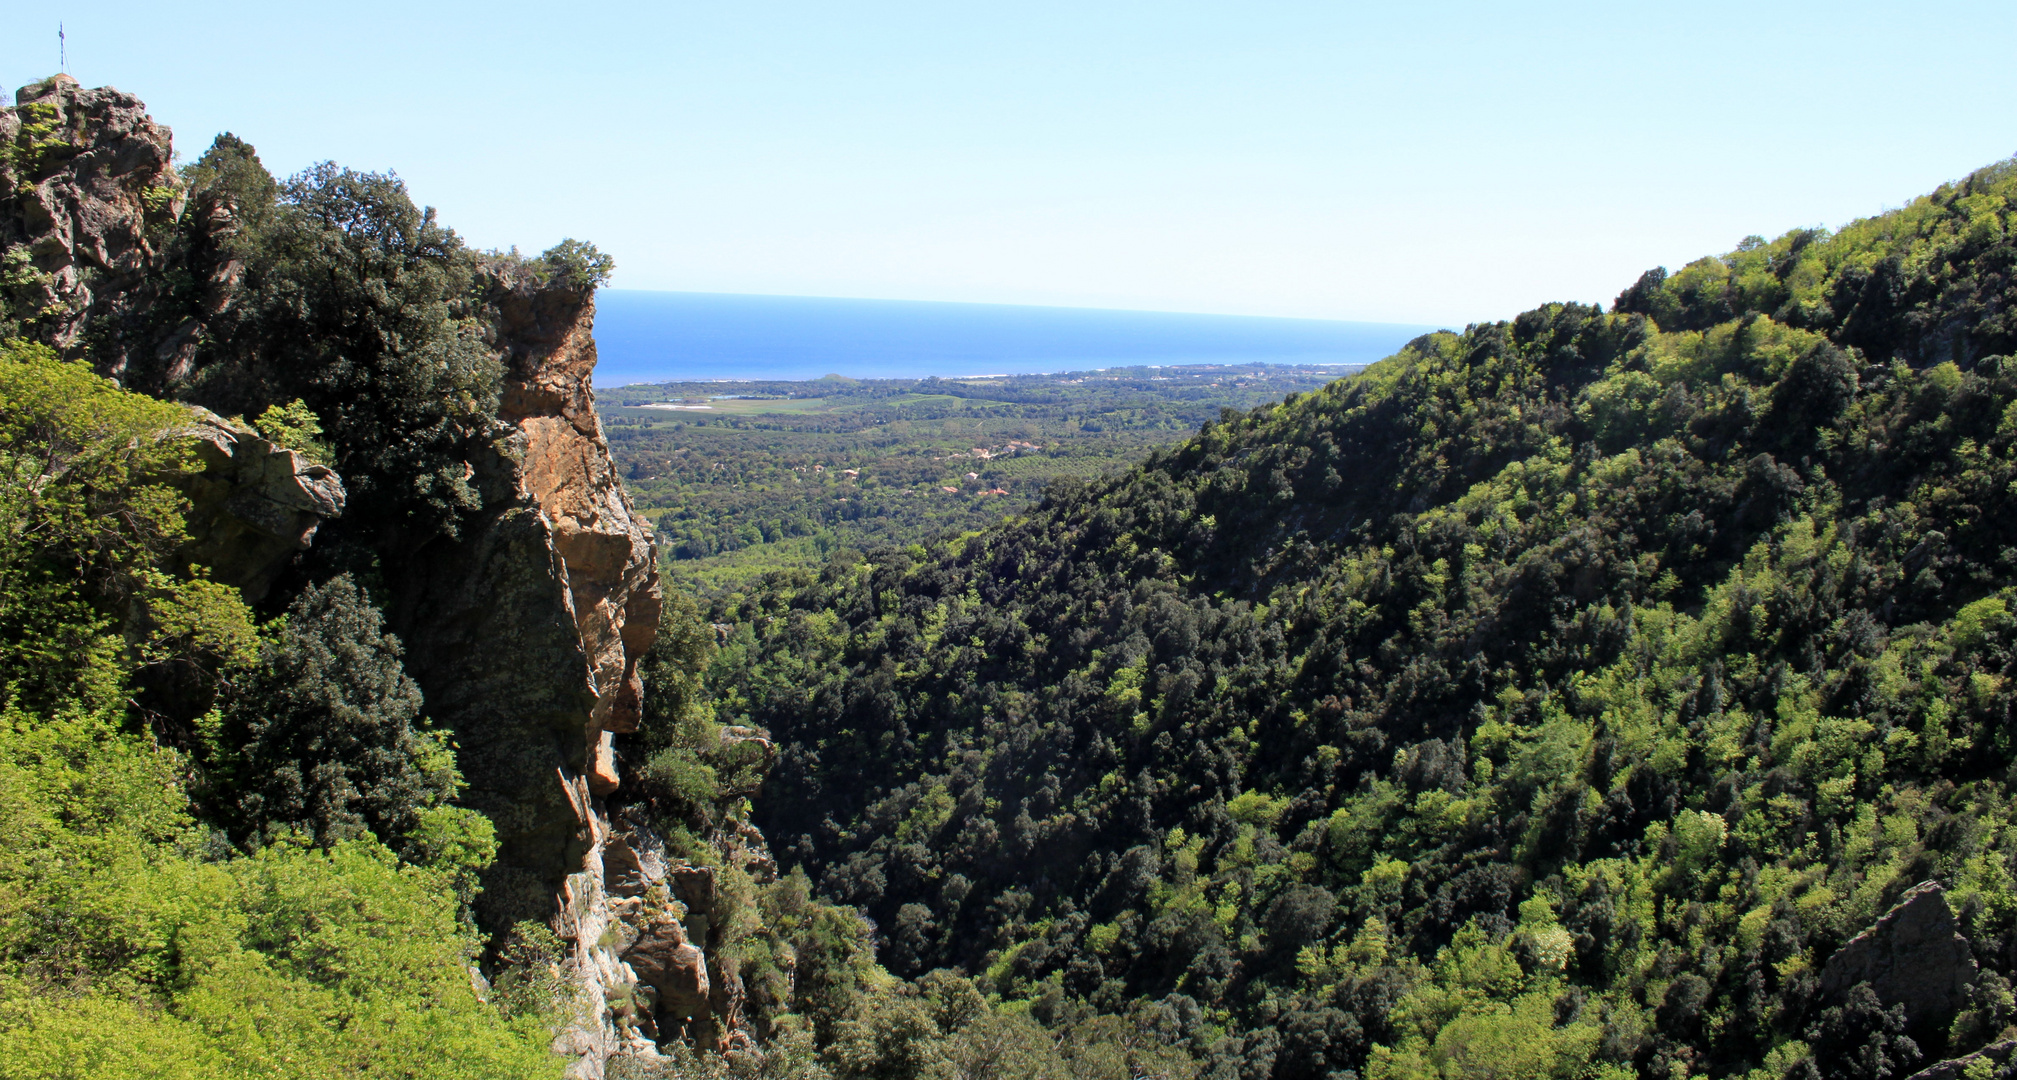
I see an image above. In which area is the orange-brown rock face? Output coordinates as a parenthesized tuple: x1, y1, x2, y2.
(489, 273, 662, 752)
(466, 275, 779, 1077)
(387, 270, 661, 953)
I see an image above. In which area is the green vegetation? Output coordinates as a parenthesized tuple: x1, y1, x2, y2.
(602, 366, 1351, 591)
(14, 76, 2017, 1079)
(0, 347, 557, 1075)
(688, 158, 2017, 1078)
(104, 135, 611, 547)
(203, 574, 474, 862)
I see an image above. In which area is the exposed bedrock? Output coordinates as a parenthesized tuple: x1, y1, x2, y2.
(159, 407, 346, 603)
(1, 75, 184, 376)
(1819, 881, 1978, 1029)
(388, 271, 662, 934)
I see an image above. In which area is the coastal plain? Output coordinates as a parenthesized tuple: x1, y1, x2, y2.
(601, 365, 1359, 590)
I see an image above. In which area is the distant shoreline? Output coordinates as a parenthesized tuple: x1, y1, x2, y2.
(591, 289, 1439, 387)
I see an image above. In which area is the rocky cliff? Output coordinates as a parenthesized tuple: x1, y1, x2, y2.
(0, 75, 183, 373)
(384, 267, 733, 1076)
(2, 76, 753, 1078)
(160, 408, 348, 602)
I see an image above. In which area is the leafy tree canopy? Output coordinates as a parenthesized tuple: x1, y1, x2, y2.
(696, 157, 2017, 1079)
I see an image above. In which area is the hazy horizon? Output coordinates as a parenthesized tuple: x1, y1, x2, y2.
(8, 1, 2011, 328)
(590, 288, 1437, 386)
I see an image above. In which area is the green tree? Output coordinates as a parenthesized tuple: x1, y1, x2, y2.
(190, 157, 503, 541)
(208, 574, 458, 853)
(0, 340, 258, 716)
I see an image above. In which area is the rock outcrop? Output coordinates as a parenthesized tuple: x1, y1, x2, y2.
(0, 75, 184, 376)
(6, 78, 755, 1079)
(1904, 1038, 2017, 1080)
(382, 266, 770, 1076)
(160, 408, 346, 602)
(386, 267, 661, 930)
(1820, 881, 1979, 1029)
(548, 800, 770, 1076)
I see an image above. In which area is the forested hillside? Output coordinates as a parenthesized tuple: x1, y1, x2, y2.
(16, 67, 2017, 1080)
(3, 74, 1166, 1080)
(697, 158, 2017, 1079)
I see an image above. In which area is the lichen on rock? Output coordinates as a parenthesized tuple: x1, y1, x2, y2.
(1, 75, 183, 371)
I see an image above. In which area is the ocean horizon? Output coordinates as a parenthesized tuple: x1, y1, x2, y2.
(590, 290, 1441, 386)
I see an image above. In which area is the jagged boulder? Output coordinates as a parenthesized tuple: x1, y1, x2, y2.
(1904, 1038, 2017, 1080)
(160, 407, 345, 601)
(1820, 881, 1978, 1028)
(623, 915, 711, 1021)
(1, 76, 183, 376)
(605, 827, 669, 899)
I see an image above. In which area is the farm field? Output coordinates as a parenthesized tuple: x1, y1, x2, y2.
(599, 364, 1358, 591)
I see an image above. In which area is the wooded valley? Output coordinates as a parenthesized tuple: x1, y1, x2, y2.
(7, 71, 2017, 1080)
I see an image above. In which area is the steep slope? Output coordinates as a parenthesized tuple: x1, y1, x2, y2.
(712, 160, 2017, 1078)
(0, 76, 785, 1079)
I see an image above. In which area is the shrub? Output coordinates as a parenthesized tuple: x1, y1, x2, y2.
(208, 574, 457, 852)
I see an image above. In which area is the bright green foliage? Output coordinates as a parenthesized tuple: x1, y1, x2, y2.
(699, 158, 2017, 1077)
(0, 704, 556, 1078)
(0, 339, 194, 593)
(253, 398, 332, 464)
(1613, 160, 2017, 365)
(0, 340, 544, 1075)
(0, 341, 258, 716)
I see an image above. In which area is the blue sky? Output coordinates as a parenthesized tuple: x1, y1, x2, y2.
(6, 1, 2013, 325)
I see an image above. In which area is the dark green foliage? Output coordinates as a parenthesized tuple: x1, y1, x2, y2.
(1798, 985, 1920, 1080)
(698, 159, 2017, 1077)
(626, 592, 738, 826)
(180, 132, 279, 237)
(205, 162, 504, 541)
(540, 237, 615, 291)
(207, 574, 458, 853)
(178, 143, 503, 541)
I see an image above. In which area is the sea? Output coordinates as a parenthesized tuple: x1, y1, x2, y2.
(590, 290, 1441, 386)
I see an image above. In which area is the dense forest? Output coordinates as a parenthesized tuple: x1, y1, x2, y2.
(601, 367, 1343, 591)
(15, 69, 2017, 1080)
(687, 158, 2017, 1079)
(0, 76, 1235, 1079)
